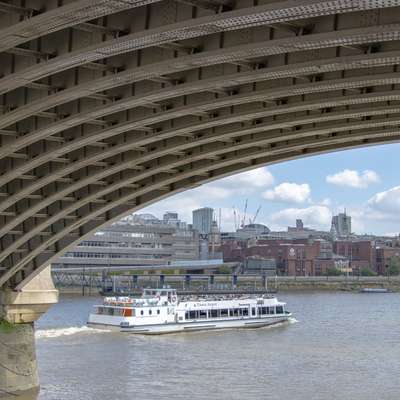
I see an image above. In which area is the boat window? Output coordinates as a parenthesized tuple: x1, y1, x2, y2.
(268, 307, 275, 315)
(185, 311, 189, 319)
(276, 306, 283, 314)
(199, 310, 207, 319)
(229, 310, 234, 317)
(233, 308, 239, 317)
(242, 308, 249, 316)
(189, 311, 197, 319)
(220, 309, 228, 317)
(157, 310, 160, 315)
(108, 308, 114, 316)
(149, 309, 152, 315)
(210, 309, 218, 318)
(251, 308, 256, 316)
(140, 310, 144, 316)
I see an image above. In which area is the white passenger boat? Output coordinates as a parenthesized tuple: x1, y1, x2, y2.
(87, 288, 292, 334)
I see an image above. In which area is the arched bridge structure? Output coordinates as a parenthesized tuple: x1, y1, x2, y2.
(2, 0, 400, 293)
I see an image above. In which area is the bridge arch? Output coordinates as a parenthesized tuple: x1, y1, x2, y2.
(1, 0, 400, 291)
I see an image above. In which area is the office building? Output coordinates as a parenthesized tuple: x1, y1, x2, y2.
(53, 214, 199, 269)
(192, 207, 214, 235)
(331, 212, 352, 237)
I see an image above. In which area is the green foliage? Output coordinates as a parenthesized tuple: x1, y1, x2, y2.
(325, 267, 342, 276)
(217, 265, 232, 274)
(0, 320, 15, 333)
(160, 269, 175, 275)
(360, 267, 377, 277)
(388, 257, 400, 276)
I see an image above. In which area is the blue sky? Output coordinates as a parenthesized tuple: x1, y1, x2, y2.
(142, 143, 400, 236)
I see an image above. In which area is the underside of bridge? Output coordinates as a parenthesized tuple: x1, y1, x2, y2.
(2, 0, 400, 391)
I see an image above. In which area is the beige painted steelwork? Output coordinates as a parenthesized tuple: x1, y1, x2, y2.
(1, 0, 400, 290)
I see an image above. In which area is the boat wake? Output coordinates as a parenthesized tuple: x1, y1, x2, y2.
(258, 317, 299, 331)
(35, 326, 110, 339)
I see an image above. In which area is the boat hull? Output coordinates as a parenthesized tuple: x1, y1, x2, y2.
(88, 315, 291, 334)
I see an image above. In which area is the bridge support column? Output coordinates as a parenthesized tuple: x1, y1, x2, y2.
(0, 267, 58, 396)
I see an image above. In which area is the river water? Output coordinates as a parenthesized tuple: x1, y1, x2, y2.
(29, 292, 400, 400)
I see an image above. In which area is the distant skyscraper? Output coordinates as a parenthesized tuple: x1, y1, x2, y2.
(296, 219, 304, 230)
(331, 212, 351, 237)
(192, 207, 214, 235)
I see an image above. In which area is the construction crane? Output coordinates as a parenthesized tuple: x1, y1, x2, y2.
(252, 205, 262, 224)
(241, 199, 248, 228)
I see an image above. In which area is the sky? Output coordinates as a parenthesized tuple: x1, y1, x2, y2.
(141, 143, 400, 236)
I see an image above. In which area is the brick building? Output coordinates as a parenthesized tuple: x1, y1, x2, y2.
(219, 239, 331, 276)
(375, 247, 400, 275)
(333, 240, 375, 273)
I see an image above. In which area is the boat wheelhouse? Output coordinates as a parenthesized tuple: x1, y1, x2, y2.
(88, 288, 292, 334)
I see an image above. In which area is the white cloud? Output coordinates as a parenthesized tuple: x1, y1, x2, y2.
(218, 167, 274, 189)
(335, 186, 400, 234)
(367, 186, 400, 217)
(326, 169, 380, 189)
(270, 205, 332, 230)
(320, 198, 332, 206)
(263, 182, 311, 204)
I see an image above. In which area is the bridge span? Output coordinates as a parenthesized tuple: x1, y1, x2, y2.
(1, 0, 400, 394)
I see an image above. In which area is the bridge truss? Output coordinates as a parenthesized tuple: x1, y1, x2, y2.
(1, 0, 400, 289)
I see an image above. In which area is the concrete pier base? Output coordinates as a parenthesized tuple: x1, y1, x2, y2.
(0, 266, 58, 396)
(0, 322, 39, 397)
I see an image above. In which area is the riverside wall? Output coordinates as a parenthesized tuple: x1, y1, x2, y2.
(54, 273, 400, 294)
(274, 276, 400, 292)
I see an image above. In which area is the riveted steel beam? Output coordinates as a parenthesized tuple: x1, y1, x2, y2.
(2, 88, 400, 219)
(1, 70, 400, 162)
(2, 22, 400, 130)
(3, 1, 400, 289)
(2, 109, 400, 263)
(0, 0, 164, 53)
(4, 127, 400, 288)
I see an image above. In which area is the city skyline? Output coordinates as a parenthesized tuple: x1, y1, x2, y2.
(142, 143, 400, 236)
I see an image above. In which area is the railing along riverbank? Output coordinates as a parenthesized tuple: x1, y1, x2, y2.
(51, 269, 400, 295)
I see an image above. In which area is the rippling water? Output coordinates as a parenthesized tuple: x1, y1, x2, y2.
(28, 292, 400, 400)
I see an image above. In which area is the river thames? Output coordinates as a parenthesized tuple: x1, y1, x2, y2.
(29, 292, 400, 400)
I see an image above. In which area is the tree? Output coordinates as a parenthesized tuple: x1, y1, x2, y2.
(217, 265, 232, 274)
(360, 267, 377, 276)
(326, 267, 342, 276)
(388, 257, 400, 276)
